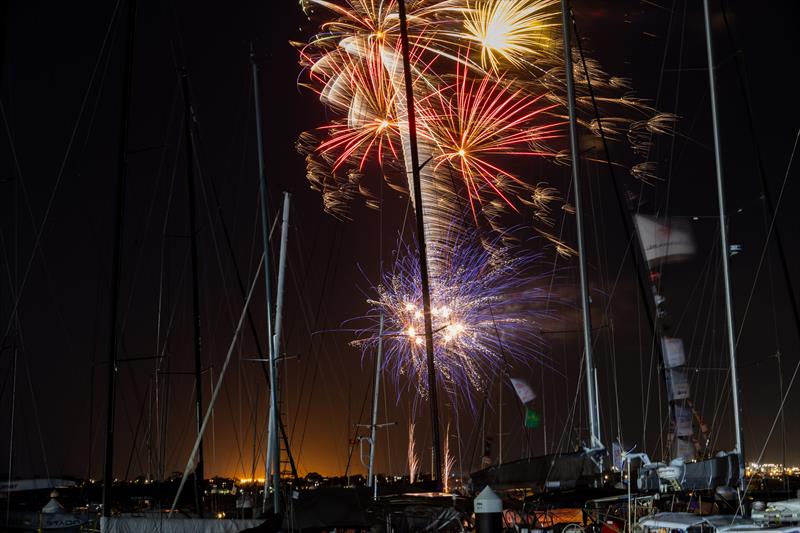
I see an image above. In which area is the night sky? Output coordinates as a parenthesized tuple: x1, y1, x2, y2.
(1, 0, 799, 482)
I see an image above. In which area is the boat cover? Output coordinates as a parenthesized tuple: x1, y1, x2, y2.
(282, 486, 371, 530)
(637, 454, 740, 492)
(470, 451, 599, 491)
(0, 478, 77, 492)
(100, 517, 264, 533)
(638, 513, 757, 532)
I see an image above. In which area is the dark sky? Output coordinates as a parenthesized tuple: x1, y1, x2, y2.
(1, 0, 798, 482)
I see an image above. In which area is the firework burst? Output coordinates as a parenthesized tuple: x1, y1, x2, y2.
(314, 48, 402, 172)
(298, 0, 673, 223)
(419, 63, 563, 215)
(353, 230, 553, 399)
(299, 0, 678, 400)
(463, 0, 561, 71)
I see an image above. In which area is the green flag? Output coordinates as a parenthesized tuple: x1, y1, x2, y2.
(524, 408, 541, 429)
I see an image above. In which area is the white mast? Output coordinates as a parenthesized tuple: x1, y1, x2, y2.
(702, 0, 745, 481)
(367, 314, 384, 487)
(560, 0, 602, 452)
(266, 193, 291, 514)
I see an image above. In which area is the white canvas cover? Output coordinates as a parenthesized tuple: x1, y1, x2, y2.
(662, 337, 686, 368)
(634, 214, 696, 265)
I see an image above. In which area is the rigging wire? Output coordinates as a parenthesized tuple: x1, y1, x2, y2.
(719, 0, 800, 350)
(292, 224, 346, 469)
(0, 1, 122, 483)
(571, 6, 675, 455)
(715, 127, 800, 467)
(646, 0, 689, 460)
(719, 0, 797, 480)
(153, 121, 185, 482)
(169, 251, 265, 514)
(0, 0, 123, 350)
(0, 230, 52, 482)
(3, 347, 16, 530)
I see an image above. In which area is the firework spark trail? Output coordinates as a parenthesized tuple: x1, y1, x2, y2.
(316, 49, 401, 172)
(378, 44, 466, 276)
(443, 423, 455, 492)
(407, 420, 419, 483)
(353, 229, 554, 400)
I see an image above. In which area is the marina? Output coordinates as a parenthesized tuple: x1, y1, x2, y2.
(1, 0, 799, 531)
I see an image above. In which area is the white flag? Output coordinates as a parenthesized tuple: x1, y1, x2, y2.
(661, 337, 686, 368)
(674, 405, 694, 437)
(635, 214, 696, 265)
(612, 441, 624, 472)
(509, 378, 536, 404)
(665, 368, 691, 401)
(675, 437, 695, 460)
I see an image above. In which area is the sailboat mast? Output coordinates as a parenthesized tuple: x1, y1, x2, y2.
(560, 0, 601, 451)
(268, 192, 291, 515)
(702, 0, 744, 478)
(102, 0, 137, 517)
(367, 314, 384, 487)
(397, 0, 443, 484)
(179, 69, 205, 517)
(250, 50, 278, 515)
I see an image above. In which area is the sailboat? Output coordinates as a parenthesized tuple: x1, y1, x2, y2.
(470, 0, 608, 497)
(97, 1, 281, 528)
(634, 2, 800, 530)
(473, 0, 756, 527)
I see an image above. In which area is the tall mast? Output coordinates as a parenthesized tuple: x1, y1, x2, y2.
(367, 313, 385, 487)
(102, 0, 137, 517)
(702, 0, 744, 479)
(267, 192, 291, 515)
(179, 69, 205, 517)
(560, 0, 601, 451)
(250, 49, 278, 515)
(396, 0, 443, 485)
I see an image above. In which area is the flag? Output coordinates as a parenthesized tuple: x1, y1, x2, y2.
(661, 337, 686, 368)
(634, 214, 696, 266)
(524, 408, 541, 429)
(510, 378, 536, 404)
(674, 405, 694, 437)
(675, 437, 695, 460)
(665, 368, 691, 401)
(612, 441, 624, 472)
